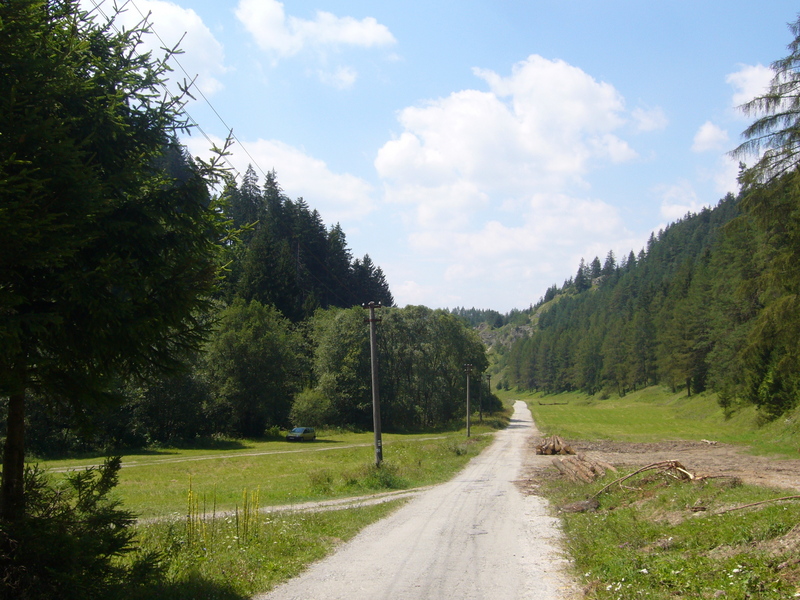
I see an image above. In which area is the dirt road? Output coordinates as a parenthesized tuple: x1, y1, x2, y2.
(255, 401, 577, 600)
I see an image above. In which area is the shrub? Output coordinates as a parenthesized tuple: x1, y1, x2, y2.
(290, 388, 335, 427)
(0, 457, 159, 600)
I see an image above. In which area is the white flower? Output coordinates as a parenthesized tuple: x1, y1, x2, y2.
(639, 568, 649, 574)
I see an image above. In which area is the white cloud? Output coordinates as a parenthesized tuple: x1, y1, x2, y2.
(593, 134, 638, 163)
(235, 0, 395, 57)
(386, 191, 641, 310)
(692, 121, 729, 153)
(713, 156, 741, 196)
(375, 55, 646, 310)
(392, 280, 433, 307)
(726, 64, 774, 108)
(101, 0, 228, 96)
(318, 66, 358, 89)
(184, 135, 375, 223)
(377, 55, 637, 207)
(632, 106, 668, 132)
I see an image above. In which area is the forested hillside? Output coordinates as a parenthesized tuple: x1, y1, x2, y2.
(499, 182, 797, 419)
(221, 166, 394, 320)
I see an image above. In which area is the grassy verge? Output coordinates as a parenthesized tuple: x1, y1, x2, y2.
(120, 431, 495, 599)
(540, 468, 800, 599)
(129, 500, 405, 600)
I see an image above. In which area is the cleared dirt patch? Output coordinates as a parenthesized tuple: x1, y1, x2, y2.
(518, 437, 800, 493)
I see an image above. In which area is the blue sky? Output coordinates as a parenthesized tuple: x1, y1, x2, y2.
(92, 0, 797, 312)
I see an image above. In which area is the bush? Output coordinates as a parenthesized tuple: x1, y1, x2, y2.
(290, 388, 335, 426)
(0, 457, 160, 600)
(264, 425, 283, 440)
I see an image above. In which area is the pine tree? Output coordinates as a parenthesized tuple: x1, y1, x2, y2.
(574, 258, 591, 292)
(732, 15, 800, 184)
(0, 0, 229, 520)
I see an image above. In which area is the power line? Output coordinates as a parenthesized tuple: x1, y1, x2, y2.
(87, 0, 267, 184)
(125, 0, 271, 183)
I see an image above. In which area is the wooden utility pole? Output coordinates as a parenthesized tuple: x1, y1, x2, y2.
(465, 364, 473, 437)
(364, 302, 383, 467)
(484, 373, 491, 421)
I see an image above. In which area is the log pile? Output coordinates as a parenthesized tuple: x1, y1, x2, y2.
(551, 454, 618, 483)
(535, 435, 575, 455)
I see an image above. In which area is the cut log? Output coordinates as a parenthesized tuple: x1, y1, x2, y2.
(551, 454, 617, 483)
(552, 456, 593, 482)
(536, 435, 575, 455)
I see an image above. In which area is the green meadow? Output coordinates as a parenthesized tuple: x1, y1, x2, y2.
(501, 386, 800, 455)
(35, 423, 504, 520)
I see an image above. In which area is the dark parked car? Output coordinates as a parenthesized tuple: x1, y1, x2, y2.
(286, 426, 316, 442)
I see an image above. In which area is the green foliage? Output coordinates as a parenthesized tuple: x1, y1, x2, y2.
(303, 305, 491, 430)
(221, 169, 394, 319)
(290, 388, 336, 427)
(732, 15, 800, 183)
(204, 299, 305, 436)
(0, 0, 228, 402)
(0, 458, 159, 600)
(502, 195, 786, 412)
(449, 306, 506, 328)
(736, 170, 800, 417)
(307, 307, 373, 428)
(0, 0, 229, 517)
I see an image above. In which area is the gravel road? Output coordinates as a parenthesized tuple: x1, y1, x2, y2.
(255, 400, 577, 600)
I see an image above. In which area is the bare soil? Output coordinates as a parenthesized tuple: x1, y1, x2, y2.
(520, 437, 800, 493)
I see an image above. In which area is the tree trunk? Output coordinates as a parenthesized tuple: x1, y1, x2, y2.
(1, 391, 25, 522)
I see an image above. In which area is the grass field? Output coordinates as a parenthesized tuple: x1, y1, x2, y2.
(35, 420, 505, 519)
(37, 387, 800, 598)
(499, 386, 800, 455)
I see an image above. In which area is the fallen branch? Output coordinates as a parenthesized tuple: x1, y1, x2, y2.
(591, 460, 693, 499)
(716, 495, 800, 515)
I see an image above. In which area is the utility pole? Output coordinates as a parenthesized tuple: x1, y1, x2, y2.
(484, 373, 491, 422)
(479, 372, 486, 423)
(464, 364, 473, 437)
(364, 302, 383, 467)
